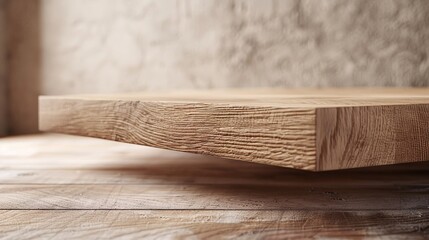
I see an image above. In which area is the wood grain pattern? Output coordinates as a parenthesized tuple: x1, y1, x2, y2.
(1, 210, 428, 239)
(39, 89, 429, 170)
(1, 183, 428, 210)
(40, 99, 317, 170)
(317, 104, 429, 170)
(0, 134, 428, 239)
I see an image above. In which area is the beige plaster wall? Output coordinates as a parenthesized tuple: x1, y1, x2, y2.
(40, 0, 429, 95)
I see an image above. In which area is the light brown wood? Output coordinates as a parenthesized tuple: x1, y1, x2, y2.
(2, 183, 429, 210)
(316, 104, 429, 170)
(1, 210, 428, 239)
(39, 88, 429, 170)
(0, 134, 428, 238)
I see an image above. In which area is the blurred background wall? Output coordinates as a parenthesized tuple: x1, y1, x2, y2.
(6, 0, 40, 135)
(0, 0, 6, 136)
(2, 0, 429, 135)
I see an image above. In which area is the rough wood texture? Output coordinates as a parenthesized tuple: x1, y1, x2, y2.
(1, 210, 428, 239)
(0, 134, 428, 239)
(39, 88, 429, 171)
(2, 183, 429, 210)
(317, 104, 429, 170)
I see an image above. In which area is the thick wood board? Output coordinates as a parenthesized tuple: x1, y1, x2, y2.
(39, 88, 429, 171)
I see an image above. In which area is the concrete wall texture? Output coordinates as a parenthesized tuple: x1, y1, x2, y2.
(41, 0, 429, 95)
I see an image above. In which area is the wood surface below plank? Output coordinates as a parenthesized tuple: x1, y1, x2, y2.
(39, 88, 429, 170)
(1, 183, 428, 210)
(1, 210, 428, 240)
(0, 134, 429, 239)
(1, 135, 428, 211)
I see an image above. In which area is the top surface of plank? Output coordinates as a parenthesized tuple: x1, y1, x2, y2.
(41, 88, 429, 108)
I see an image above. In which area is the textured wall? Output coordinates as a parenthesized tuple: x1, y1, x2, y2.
(41, 0, 429, 95)
(0, 0, 6, 136)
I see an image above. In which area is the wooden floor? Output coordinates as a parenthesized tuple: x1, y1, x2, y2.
(0, 134, 428, 239)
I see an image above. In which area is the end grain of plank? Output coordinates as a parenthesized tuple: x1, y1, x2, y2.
(316, 104, 429, 170)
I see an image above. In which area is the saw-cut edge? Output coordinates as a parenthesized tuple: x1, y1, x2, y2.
(316, 104, 429, 171)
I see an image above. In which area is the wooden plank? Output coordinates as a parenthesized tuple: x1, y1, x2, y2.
(40, 99, 317, 170)
(316, 104, 429, 170)
(1, 183, 428, 210)
(0, 210, 428, 239)
(39, 89, 429, 170)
